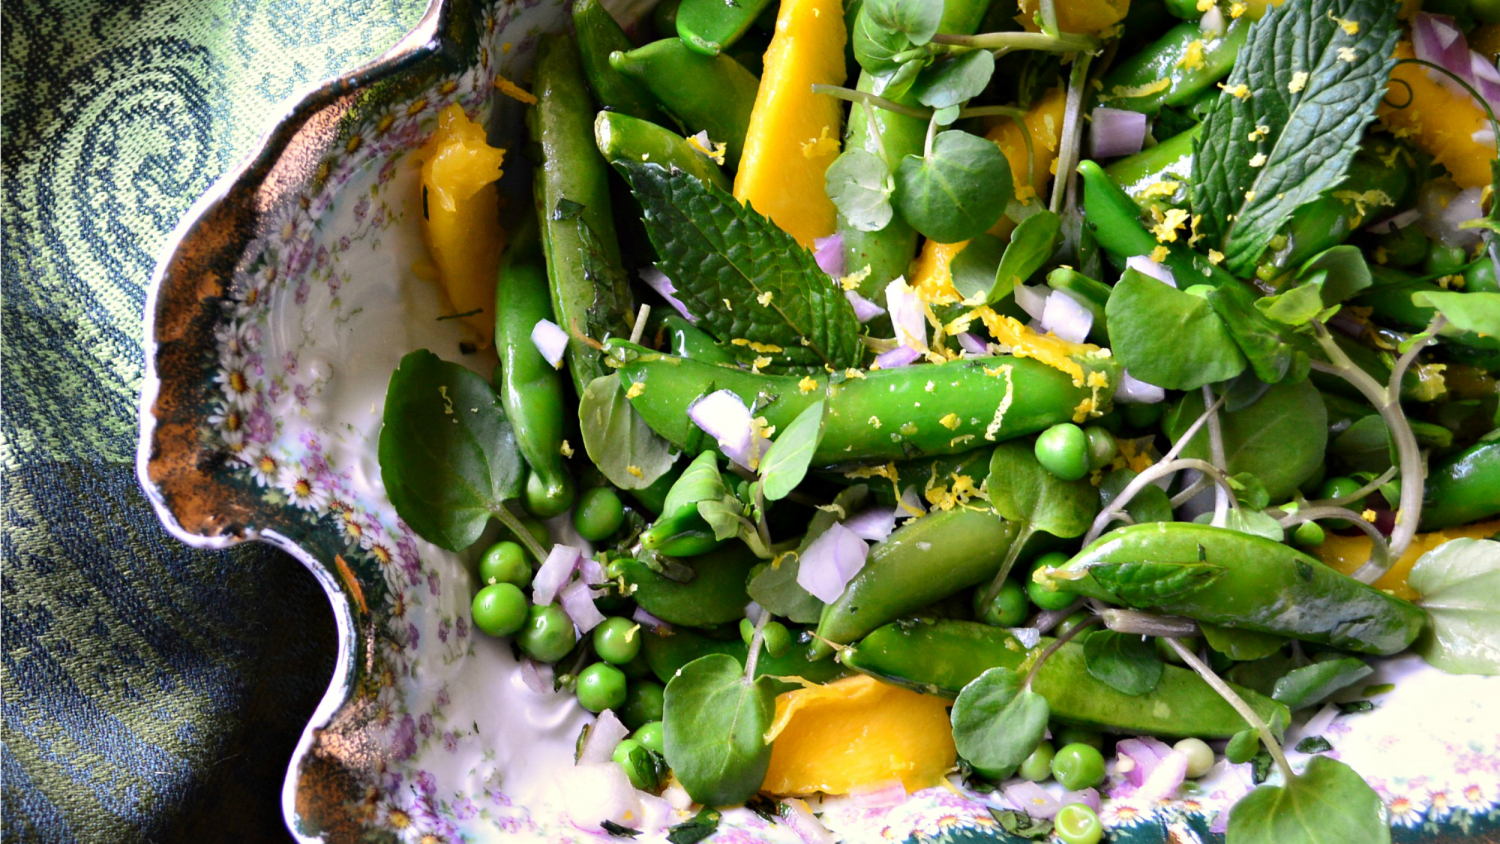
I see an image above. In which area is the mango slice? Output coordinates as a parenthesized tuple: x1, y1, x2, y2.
(1378, 42, 1495, 189)
(732, 0, 846, 247)
(418, 104, 507, 345)
(1314, 518, 1500, 601)
(910, 239, 971, 304)
(761, 674, 956, 796)
(1017, 0, 1130, 36)
(985, 87, 1067, 238)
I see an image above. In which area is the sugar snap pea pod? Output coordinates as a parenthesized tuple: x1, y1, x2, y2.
(495, 216, 576, 519)
(608, 40, 760, 168)
(1353, 268, 1500, 352)
(639, 452, 728, 557)
(594, 111, 732, 192)
(1421, 440, 1500, 530)
(1098, 18, 1250, 116)
(843, 619, 1288, 737)
(574, 0, 668, 123)
(661, 314, 739, 365)
(608, 340, 1120, 465)
(532, 33, 630, 394)
(1038, 523, 1426, 655)
(837, 0, 991, 303)
(1079, 160, 1238, 289)
(809, 507, 1023, 658)
(621, 543, 759, 627)
(676, 0, 776, 55)
(642, 628, 847, 690)
(1104, 124, 1201, 213)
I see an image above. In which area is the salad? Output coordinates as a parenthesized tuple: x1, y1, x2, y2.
(379, 0, 1500, 839)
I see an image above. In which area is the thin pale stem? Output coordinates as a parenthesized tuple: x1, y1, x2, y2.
(497, 503, 549, 563)
(1165, 637, 1293, 782)
(1050, 53, 1093, 215)
(979, 525, 1035, 608)
(1202, 385, 1231, 528)
(1023, 614, 1100, 688)
(1085, 457, 1236, 545)
(628, 303, 651, 344)
(933, 31, 1100, 53)
(1029, 598, 1086, 633)
(811, 84, 931, 119)
(1170, 476, 1209, 508)
(743, 610, 771, 680)
(1288, 465, 1399, 512)
(1278, 505, 1392, 582)
(1389, 315, 1445, 405)
(863, 102, 891, 168)
(1100, 609, 1199, 638)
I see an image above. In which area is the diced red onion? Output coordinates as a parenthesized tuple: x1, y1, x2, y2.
(797, 522, 870, 603)
(632, 605, 672, 633)
(688, 389, 754, 468)
(874, 344, 923, 368)
(1210, 808, 1231, 834)
(1421, 181, 1484, 248)
(1300, 703, 1341, 742)
(1041, 291, 1094, 343)
(1002, 781, 1062, 819)
(744, 601, 767, 623)
(520, 658, 554, 694)
(844, 506, 897, 541)
(1413, 14, 1473, 88)
(1200, 4, 1225, 36)
(560, 578, 606, 633)
(957, 332, 990, 355)
(849, 779, 907, 810)
(579, 709, 630, 765)
(560, 762, 640, 830)
(897, 486, 927, 519)
(581, 556, 606, 586)
(640, 266, 696, 324)
(531, 319, 569, 368)
(783, 798, 838, 844)
(1115, 736, 1174, 790)
(1473, 52, 1500, 114)
(1060, 788, 1101, 813)
(636, 793, 675, 835)
(815, 234, 846, 277)
(1365, 208, 1420, 234)
(1135, 751, 1189, 803)
(884, 277, 928, 351)
(1126, 255, 1176, 287)
(1116, 370, 1166, 404)
(1014, 282, 1050, 320)
(661, 782, 693, 811)
(1088, 107, 1148, 159)
(846, 289, 887, 323)
(533, 544, 583, 606)
(1029, 601, 1083, 634)
(1474, 128, 1497, 148)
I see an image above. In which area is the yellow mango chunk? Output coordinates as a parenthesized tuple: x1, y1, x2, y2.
(909, 239, 971, 304)
(418, 104, 507, 345)
(1314, 518, 1500, 601)
(1378, 43, 1495, 189)
(761, 675, 956, 796)
(1017, 0, 1130, 36)
(733, 0, 847, 247)
(985, 87, 1067, 238)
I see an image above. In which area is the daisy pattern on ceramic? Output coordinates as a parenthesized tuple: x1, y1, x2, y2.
(277, 462, 329, 510)
(1385, 781, 1426, 828)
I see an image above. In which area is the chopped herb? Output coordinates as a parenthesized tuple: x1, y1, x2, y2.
(1336, 700, 1376, 715)
(989, 808, 1054, 839)
(601, 820, 642, 838)
(1295, 735, 1333, 754)
(666, 807, 722, 844)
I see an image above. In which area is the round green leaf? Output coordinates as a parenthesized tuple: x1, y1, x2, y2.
(827, 149, 895, 233)
(951, 667, 1050, 779)
(663, 653, 778, 807)
(894, 130, 1012, 244)
(1083, 630, 1164, 696)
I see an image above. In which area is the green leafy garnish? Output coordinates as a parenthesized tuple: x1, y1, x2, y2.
(1083, 630, 1164, 696)
(1295, 735, 1334, 754)
(912, 49, 995, 109)
(1100, 467, 1173, 525)
(620, 162, 863, 369)
(826, 149, 896, 233)
(1206, 281, 1307, 384)
(991, 211, 1062, 304)
(759, 401, 826, 501)
(579, 373, 677, 490)
(989, 809, 1054, 839)
(663, 654, 778, 807)
(951, 667, 1049, 779)
(601, 819, 642, 838)
(1408, 538, 1500, 675)
(747, 485, 869, 623)
(1164, 379, 1327, 501)
(1227, 755, 1391, 844)
(1200, 623, 1286, 661)
(1271, 658, 1373, 710)
(1190, 0, 1399, 274)
(1410, 291, 1500, 338)
(852, 0, 942, 74)
(1105, 268, 1247, 390)
(978, 440, 1099, 605)
(666, 807, 723, 844)
(894, 130, 1013, 244)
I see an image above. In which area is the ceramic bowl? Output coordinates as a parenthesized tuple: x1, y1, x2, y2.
(137, 0, 1500, 840)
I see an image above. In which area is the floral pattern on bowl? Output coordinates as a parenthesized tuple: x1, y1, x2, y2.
(137, 0, 1500, 840)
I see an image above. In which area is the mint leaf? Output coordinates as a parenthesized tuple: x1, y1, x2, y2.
(621, 162, 864, 369)
(1190, 0, 1399, 275)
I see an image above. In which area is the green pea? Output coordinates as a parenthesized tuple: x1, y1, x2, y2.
(1464, 254, 1499, 293)
(974, 579, 1029, 627)
(611, 738, 663, 790)
(1174, 737, 1216, 778)
(518, 604, 577, 663)
(576, 662, 628, 713)
(762, 621, 793, 657)
(1054, 803, 1104, 844)
(1083, 426, 1119, 471)
(574, 487, 626, 541)
(633, 720, 665, 755)
(1036, 423, 1091, 482)
(471, 583, 528, 637)
(1055, 612, 1094, 639)
(1293, 521, 1326, 548)
(620, 679, 666, 729)
(1018, 740, 1056, 782)
(479, 541, 530, 588)
(1376, 225, 1430, 269)
(1028, 552, 1078, 611)
(1123, 401, 1162, 430)
(1053, 726, 1105, 751)
(593, 616, 643, 665)
(1423, 243, 1470, 277)
(1317, 476, 1364, 529)
(1051, 742, 1107, 790)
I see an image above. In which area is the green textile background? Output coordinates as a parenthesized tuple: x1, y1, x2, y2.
(2, 0, 424, 839)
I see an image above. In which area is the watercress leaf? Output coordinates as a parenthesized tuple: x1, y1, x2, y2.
(1298, 245, 1372, 305)
(949, 233, 1008, 302)
(1207, 281, 1307, 384)
(1080, 561, 1227, 607)
(852, 15, 911, 75)
(1410, 291, 1500, 338)
(1200, 622, 1287, 661)
(759, 401, 826, 501)
(663, 653, 777, 807)
(1408, 538, 1500, 675)
(1255, 279, 1328, 326)
(1194, 508, 1285, 542)
(1164, 378, 1327, 501)
(666, 808, 722, 844)
(1105, 268, 1247, 390)
(1083, 630, 1164, 695)
(826, 149, 896, 233)
(1271, 657, 1373, 710)
(987, 440, 1099, 540)
(863, 0, 943, 45)
(378, 350, 524, 551)
(1227, 755, 1391, 844)
(895, 130, 1013, 244)
(991, 211, 1062, 304)
(1229, 472, 1271, 510)
(932, 104, 961, 126)
(1190, 0, 1400, 275)
(580, 373, 677, 490)
(913, 49, 996, 109)
(621, 162, 864, 369)
(1100, 467, 1174, 525)
(747, 485, 870, 622)
(662, 451, 728, 515)
(951, 667, 1050, 779)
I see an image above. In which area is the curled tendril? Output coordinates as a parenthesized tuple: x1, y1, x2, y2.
(1382, 76, 1415, 110)
(1393, 58, 1500, 139)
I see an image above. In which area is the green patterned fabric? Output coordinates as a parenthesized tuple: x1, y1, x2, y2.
(2, 0, 425, 839)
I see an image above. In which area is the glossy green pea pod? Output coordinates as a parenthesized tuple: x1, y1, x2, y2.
(810, 507, 1024, 658)
(1353, 268, 1500, 352)
(531, 33, 629, 394)
(595, 111, 731, 192)
(661, 314, 739, 365)
(622, 544, 759, 627)
(495, 217, 576, 519)
(1104, 125, 1201, 213)
(676, 0, 777, 55)
(609, 40, 760, 168)
(844, 619, 1288, 737)
(609, 341, 1120, 465)
(639, 505, 725, 557)
(1041, 523, 1426, 655)
(574, 0, 667, 123)
(1078, 160, 1238, 288)
(1098, 18, 1250, 116)
(643, 628, 847, 690)
(837, 0, 992, 305)
(1421, 440, 1500, 530)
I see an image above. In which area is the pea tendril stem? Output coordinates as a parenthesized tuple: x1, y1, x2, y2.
(1022, 613, 1101, 689)
(1164, 637, 1294, 783)
(931, 31, 1101, 53)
